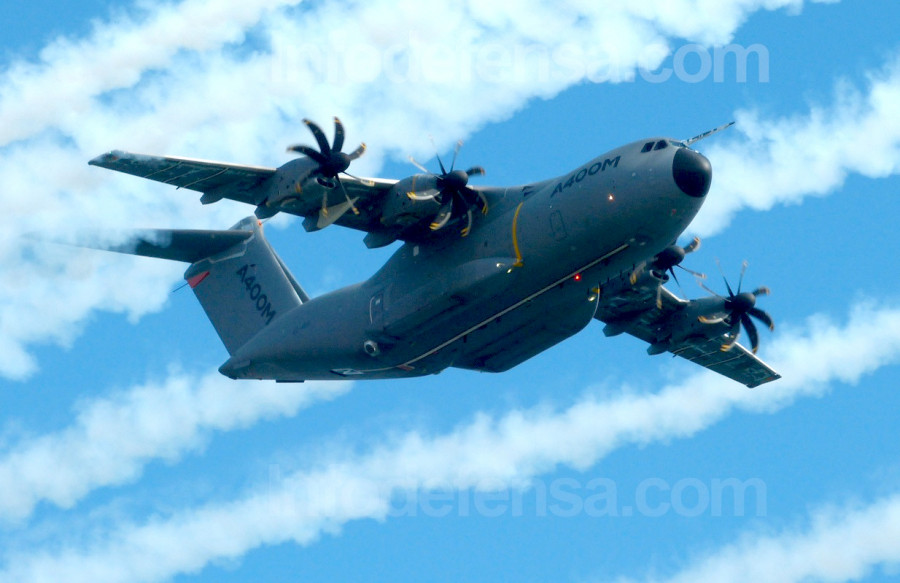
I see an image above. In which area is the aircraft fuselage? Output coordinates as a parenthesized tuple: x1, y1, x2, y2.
(220, 138, 710, 381)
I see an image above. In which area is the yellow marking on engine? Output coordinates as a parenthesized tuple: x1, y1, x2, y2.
(511, 201, 524, 267)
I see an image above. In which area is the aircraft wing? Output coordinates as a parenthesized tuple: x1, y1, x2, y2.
(664, 331, 780, 389)
(89, 150, 399, 241)
(595, 285, 781, 388)
(89, 150, 277, 206)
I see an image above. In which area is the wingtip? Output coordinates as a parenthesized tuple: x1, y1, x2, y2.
(88, 150, 122, 167)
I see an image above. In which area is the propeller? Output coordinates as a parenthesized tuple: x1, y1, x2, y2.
(407, 140, 488, 237)
(631, 237, 705, 305)
(699, 261, 775, 354)
(286, 117, 366, 220)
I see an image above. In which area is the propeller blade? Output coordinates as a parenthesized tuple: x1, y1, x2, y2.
(676, 264, 706, 279)
(316, 196, 359, 229)
(700, 279, 723, 298)
(342, 171, 375, 186)
(407, 174, 440, 200)
(716, 258, 735, 297)
(332, 117, 346, 153)
(408, 190, 440, 201)
(408, 155, 430, 174)
(684, 236, 701, 254)
(450, 140, 462, 172)
(434, 149, 448, 175)
(336, 176, 360, 215)
(753, 286, 771, 297)
(472, 188, 490, 215)
(287, 144, 328, 164)
(429, 200, 453, 231)
(303, 118, 331, 158)
(748, 307, 775, 331)
(668, 268, 686, 299)
(303, 118, 332, 155)
(466, 166, 486, 177)
(347, 142, 367, 161)
(698, 314, 727, 325)
(427, 135, 449, 175)
(741, 313, 760, 354)
(721, 317, 742, 352)
(461, 207, 474, 237)
(737, 260, 748, 293)
(629, 263, 646, 286)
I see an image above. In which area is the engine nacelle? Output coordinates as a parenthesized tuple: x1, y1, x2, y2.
(379, 175, 442, 229)
(600, 264, 668, 300)
(257, 157, 320, 218)
(654, 296, 731, 350)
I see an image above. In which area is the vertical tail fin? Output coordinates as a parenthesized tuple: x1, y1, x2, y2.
(184, 218, 306, 353)
(101, 217, 307, 354)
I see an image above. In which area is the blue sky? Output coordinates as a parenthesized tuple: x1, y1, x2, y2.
(2, 0, 900, 581)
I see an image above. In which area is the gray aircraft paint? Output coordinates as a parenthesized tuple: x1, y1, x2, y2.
(86, 122, 779, 387)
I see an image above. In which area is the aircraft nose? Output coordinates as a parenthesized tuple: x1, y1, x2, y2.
(672, 147, 712, 197)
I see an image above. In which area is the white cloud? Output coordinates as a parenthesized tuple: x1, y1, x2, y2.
(2, 301, 897, 583)
(0, 371, 350, 524)
(694, 55, 900, 236)
(610, 494, 900, 583)
(0, 0, 301, 147)
(0, 0, 846, 379)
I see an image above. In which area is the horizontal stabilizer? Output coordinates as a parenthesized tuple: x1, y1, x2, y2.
(76, 217, 307, 356)
(105, 229, 252, 263)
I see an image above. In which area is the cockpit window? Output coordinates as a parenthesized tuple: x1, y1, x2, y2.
(653, 140, 668, 150)
(640, 142, 654, 153)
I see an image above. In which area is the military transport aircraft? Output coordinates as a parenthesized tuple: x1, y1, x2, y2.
(87, 118, 780, 388)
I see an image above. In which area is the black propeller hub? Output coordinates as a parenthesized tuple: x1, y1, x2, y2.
(654, 245, 686, 271)
(726, 292, 756, 314)
(322, 151, 352, 177)
(702, 263, 775, 354)
(439, 169, 469, 192)
(406, 143, 488, 236)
